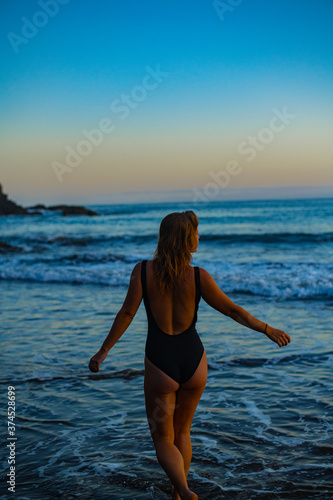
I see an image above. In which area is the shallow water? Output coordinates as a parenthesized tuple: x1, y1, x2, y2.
(1, 198, 333, 499)
(1, 279, 332, 499)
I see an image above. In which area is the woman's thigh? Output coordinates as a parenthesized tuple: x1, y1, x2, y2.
(174, 350, 208, 434)
(144, 356, 179, 439)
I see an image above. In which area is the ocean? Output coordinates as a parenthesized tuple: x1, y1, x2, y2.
(1, 197, 332, 499)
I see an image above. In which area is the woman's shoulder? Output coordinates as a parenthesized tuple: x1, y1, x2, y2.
(131, 259, 152, 274)
(195, 267, 215, 283)
(188, 265, 212, 284)
(191, 265, 207, 273)
(133, 259, 150, 266)
(131, 261, 144, 276)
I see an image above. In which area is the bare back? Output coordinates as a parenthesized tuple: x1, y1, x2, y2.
(145, 260, 197, 335)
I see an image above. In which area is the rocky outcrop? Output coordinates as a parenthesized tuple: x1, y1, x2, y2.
(28, 204, 47, 210)
(48, 205, 99, 216)
(0, 184, 100, 216)
(0, 184, 28, 215)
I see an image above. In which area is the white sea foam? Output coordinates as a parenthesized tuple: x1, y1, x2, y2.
(190, 469, 225, 490)
(104, 411, 127, 429)
(241, 398, 271, 426)
(1, 258, 332, 299)
(196, 435, 217, 448)
(92, 462, 137, 477)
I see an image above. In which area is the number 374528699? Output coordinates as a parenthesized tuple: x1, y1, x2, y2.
(8, 387, 16, 436)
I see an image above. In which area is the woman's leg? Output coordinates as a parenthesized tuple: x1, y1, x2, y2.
(172, 350, 208, 499)
(144, 357, 198, 499)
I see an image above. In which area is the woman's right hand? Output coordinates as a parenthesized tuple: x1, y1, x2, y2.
(88, 348, 108, 373)
(265, 326, 291, 347)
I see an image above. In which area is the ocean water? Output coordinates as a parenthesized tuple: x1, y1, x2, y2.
(1, 198, 332, 499)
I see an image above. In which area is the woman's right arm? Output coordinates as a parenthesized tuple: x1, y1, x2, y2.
(200, 268, 291, 348)
(88, 262, 143, 373)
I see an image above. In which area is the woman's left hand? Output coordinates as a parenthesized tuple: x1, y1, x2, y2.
(265, 326, 291, 347)
(89, 349, 108, 373)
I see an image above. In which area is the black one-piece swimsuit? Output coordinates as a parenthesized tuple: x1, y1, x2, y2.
(141, 260, 204, 384)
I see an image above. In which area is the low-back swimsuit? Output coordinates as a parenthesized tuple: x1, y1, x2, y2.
(141, 260, 204, 384)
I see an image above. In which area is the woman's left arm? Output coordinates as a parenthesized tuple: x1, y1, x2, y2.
(89, 262, 142, 373)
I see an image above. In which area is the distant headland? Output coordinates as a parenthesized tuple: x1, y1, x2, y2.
(0, 184, 99, 216)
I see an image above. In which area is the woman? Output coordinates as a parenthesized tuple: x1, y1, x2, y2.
(89, 211, 291, 500)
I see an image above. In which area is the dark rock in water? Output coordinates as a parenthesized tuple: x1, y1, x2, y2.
(28, 204, 47, 210)
(0, 183, 99, 216)
(0, 239, 22, 253)
(0, 183, 28, 215)
(48, 205, 99, 216)
(62, 206, 99, 216)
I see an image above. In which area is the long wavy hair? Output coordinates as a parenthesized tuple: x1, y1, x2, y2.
(152, 210, 199, 294)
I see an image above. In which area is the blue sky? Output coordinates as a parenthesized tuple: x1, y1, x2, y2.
(1, 0, 333, 204)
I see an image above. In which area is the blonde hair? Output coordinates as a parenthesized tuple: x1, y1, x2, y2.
(153, 210, 199, 293)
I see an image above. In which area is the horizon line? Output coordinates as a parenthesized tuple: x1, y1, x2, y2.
(73, 184, 333, 206)
(3, 183, 333, 206)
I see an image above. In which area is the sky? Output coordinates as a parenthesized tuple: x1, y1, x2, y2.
(1, 0, 333, 205)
